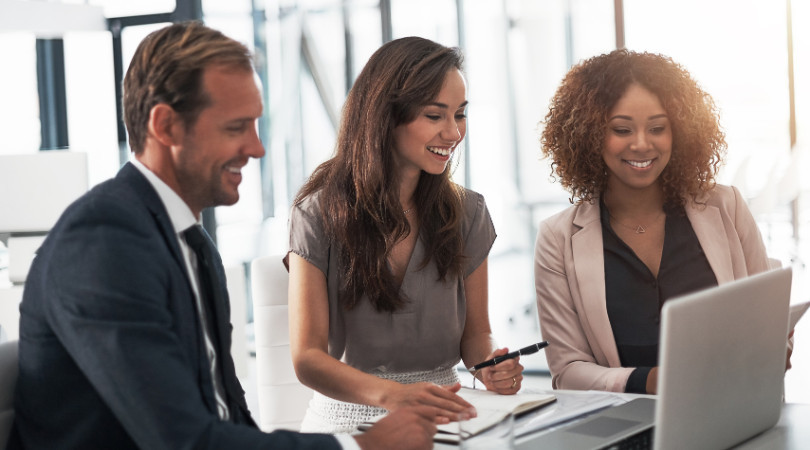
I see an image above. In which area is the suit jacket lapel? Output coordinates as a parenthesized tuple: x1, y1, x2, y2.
(571, 201, 622, 367)
(117, 164, 187, 272)
(686, 200, 734, 284)
(117, 163, 219, 413)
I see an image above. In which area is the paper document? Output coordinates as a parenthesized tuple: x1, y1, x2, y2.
(434, 388, 556, 441)
(359, 388, 556, 443)
(789, 301, 810, 331)
(512, 390, 629, 438)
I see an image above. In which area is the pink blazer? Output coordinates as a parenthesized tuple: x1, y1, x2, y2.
(534, 184, 770, 392)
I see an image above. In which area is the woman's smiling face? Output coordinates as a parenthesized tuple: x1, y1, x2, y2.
(602, 83, 672, 194)
(392, 68, 468, 178)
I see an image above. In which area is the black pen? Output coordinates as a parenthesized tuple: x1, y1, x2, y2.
(471, 341, 549, 371)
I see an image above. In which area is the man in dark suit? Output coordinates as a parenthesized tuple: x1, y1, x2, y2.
(10, 22, 437, 449)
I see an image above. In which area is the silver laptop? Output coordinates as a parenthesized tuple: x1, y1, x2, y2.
(519, 267, 792, 450)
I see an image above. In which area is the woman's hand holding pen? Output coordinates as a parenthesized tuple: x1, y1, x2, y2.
(474, 347, 524, 394)
(380, 381, 477, 424)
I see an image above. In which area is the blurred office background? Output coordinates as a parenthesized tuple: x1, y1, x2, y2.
(1, 0, 810, 402)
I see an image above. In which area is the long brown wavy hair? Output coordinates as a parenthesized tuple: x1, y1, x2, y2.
(295, 37, 466, 312)
(540, 49, 726, 205)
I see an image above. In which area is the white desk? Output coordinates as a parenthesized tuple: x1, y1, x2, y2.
(734, 403, 810, 449)
(436, 390, 810, 449)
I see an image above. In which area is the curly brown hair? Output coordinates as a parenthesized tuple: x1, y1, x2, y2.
(540, 49, 725, 205)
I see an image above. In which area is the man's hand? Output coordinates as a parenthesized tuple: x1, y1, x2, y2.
(354, 406, 438, 450)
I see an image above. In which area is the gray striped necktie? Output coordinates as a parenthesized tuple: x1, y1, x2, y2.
(183, 224, 230, 420)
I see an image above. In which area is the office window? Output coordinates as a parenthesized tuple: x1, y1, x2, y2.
(82, 0, 176, 17)
(298, 4, 347, 175)
(797, 1, 810, 151)
(0, 29, 119, 184)
(0, 33, 40, 154)
(793, 0, 810, 216)
(345, 0, 383, 83)
(63, 31, 119, 186)
(391, 0, 459, 46)
(624, 0, 791, 197)
(204, 0, 252, 15)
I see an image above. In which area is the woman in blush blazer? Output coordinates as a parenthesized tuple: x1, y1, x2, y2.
(534, 49, 787, 395)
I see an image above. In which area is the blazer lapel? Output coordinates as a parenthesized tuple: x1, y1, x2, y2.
(117, 163, 219, 413)
(686, 201, 735, 284)
(567, 197, 733, 368)
(571, 201, 622, 367)
(117, 164, 187, 271)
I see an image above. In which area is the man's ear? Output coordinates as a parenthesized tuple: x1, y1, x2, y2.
(148, 104, 181, 147)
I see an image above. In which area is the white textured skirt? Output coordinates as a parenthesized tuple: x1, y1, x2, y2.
(299, 365, 461, 434)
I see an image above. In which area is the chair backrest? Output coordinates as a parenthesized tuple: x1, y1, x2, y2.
(0, 340, 19, 448)
(250, 255, 313, 432)
(0, 287, 23, 342)
(224, 263, 248, 380)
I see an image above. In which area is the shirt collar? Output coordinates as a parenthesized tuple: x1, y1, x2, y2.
(130, 158, 199, 234)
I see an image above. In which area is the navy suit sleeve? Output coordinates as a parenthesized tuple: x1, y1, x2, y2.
(34, 189, 339, 449)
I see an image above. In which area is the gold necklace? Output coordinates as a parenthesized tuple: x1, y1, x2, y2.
(403, 207, 414, 215)
(609, 211, 664, 234)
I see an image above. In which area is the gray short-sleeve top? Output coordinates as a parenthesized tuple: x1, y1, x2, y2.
(288, 187, 496, 374)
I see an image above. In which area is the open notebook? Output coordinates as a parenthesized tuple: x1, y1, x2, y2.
(360, 387, 556, 443)
(435, 388, 556, 442)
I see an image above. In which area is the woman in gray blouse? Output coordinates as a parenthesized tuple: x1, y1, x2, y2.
(285, 36, 525, 434)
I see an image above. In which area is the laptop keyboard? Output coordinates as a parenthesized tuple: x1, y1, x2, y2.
(601, 428, 653, 450)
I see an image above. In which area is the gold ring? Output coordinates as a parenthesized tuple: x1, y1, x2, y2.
(510, 376, 517, 388)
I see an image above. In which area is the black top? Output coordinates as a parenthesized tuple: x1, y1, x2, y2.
(600, 198, 717, 393)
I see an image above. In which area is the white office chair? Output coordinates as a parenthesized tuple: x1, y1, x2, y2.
(250, 255, 313, 432)
(224, 263, 248, 380)
(0, 340, 19, 448)
(0, 287, 23, 342)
